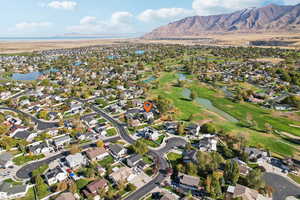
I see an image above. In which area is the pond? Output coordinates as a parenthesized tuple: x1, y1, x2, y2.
(135, 50, 145, 55)
(182, 88, 238, 123)
(12, 68, 59, 81)
(12, 72, 42, 81)
(107, 55, 118, 60)
(143, 76, 157, 83)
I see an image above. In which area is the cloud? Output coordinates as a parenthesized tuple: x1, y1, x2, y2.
(138, 8, 194, 22)
(80, 16, 97, 25)
(67, 12, 134, 34)
(15, 22, 52, 31)
(283, 0, 300, 5)
(192, 0, 264, 16)
(48, 1, 77, 10)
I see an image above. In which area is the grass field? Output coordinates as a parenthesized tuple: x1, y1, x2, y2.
(148, 72, 299, 157)
(13, 154, 45, 166)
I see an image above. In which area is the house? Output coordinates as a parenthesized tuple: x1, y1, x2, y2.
(69, 102, 83, 114)
(164, 122, 178, 135)
(44, 166, 67, 185)
(185, 123, 201, 136)
(0, 152, 13, 168)
(137, 127, 160, 141)
(82, 179, 108, 197)
(143, 112, 154, 121)
(126, 154, 143, 167)
(96, 166, 106, 176)
(178, 173, 200, 191)
(109, 167, 134, 184)
(231, 158, 251, 176)
(65, 153, 86, 169)
(244, 147, 268, 163)
(197, 135, 218, 152)
(226, 184, 271, 200)
(109, 143, 127, 158)
(55, 192, 76, 200)
(27, 141, 53, 155)
(53, 135, 71, 147)
(47, 112, 60, 120)
(182, 150, 197, 163)
(84, 117, 98, 127)
(86, 147, 109, 161)
(12, 130, 37, 142)
(0, 182, 29, 200)
(160, 191, 179, 200)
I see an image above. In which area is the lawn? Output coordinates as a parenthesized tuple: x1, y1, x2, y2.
(98, 155, 115, 168)
(106, 128, 117, 137)
(288, 173, 300, 184)
(167, 152, 182, 161)
(141, 135, 165, 148)
(142, 155, 153, 164)
(98, 118, 107, 123)
(76, 179, 90, 190)
(13, 154, 45, 166)
(4, 178, 22, 185)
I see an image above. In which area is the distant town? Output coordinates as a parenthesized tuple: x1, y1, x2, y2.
(0, 43, 299, 200)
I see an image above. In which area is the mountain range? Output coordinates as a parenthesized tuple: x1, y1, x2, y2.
(144, 4, 300, 38)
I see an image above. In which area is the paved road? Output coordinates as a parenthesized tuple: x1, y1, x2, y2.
(0, 107, 58, 130)
(16, 136, 120, 179)
(83, 102, 187, 200)
(263, 173, 300, 200)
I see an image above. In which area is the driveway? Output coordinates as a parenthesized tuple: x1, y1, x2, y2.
(263, 173, 300, 200)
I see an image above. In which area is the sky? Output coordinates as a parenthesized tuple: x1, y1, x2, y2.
(1, 0, 300, 37)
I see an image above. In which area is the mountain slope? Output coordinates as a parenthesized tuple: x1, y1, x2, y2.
(144, 4, 300, 38)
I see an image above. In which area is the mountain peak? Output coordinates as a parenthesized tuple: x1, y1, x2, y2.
(144, 3, 300, 38)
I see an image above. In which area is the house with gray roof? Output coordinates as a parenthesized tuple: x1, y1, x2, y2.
(0, 181, 29, 199)
(108, 143, 127, 158)
(12, 130, 37, 142)
(0, 152, 13, 169)
(53, 135, 71, 147)
(178, 173, 200, 191)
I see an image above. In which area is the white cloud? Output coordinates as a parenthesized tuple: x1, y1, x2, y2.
(67, 12, 134, 34)
(283, 0, 300, 5)
(15, 22, 52, 31)
(138, 8, 194, 22)
(80, 16, 97, 25)
(48, 1, 77, 10)
(192, 0, 263, 16)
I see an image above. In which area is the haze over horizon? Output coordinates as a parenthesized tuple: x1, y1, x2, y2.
(1, 0, 300, 37)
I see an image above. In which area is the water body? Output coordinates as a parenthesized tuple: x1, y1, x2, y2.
(12, 68, 59, 81)
(0, 34, 140, 42)
(143, 76, 157, 83)
(135, 50, 145, 55)
(177, 73, 187, 81)
(107, 55, 118, 60)
(12, 72, 41, 81)
(182, 88, 238, 122)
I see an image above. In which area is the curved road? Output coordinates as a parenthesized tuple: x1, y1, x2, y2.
(16, 136, 120, 179)
(0, 107, 58, 130)
(263, 173, 300, 200)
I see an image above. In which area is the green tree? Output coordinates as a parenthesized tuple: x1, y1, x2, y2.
(224, 160, 240, 185)
(246, 169, 265, 190)
(133, 139, 149, 155)
(210, 173, 222, 199)
(200, 123, 216, 134)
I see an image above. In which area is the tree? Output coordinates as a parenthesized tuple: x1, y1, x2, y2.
(177, 122, 185, 135)
(190, 90, 197, 101)
(69, 144, 81, 154)
(200, 123, 216, 134)
(246, 169, 265, 190)
(224, 160, 240, 185)
(210, 173, 222, 199)
(96, 140, 105, 148)
(264, 123, 273, 134)
(68, 182, 77, 193)
(56, 181, 68, 192)
(133, 139, 149, 155)
(35, 175, 48, 198)
(126, 183, 136, 191)
(186, 162, 198, 176)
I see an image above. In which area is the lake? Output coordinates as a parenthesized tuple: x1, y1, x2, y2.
(143, 76, 157, 83)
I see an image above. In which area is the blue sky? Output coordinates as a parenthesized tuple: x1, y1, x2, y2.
(1, 0, 299, 37)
